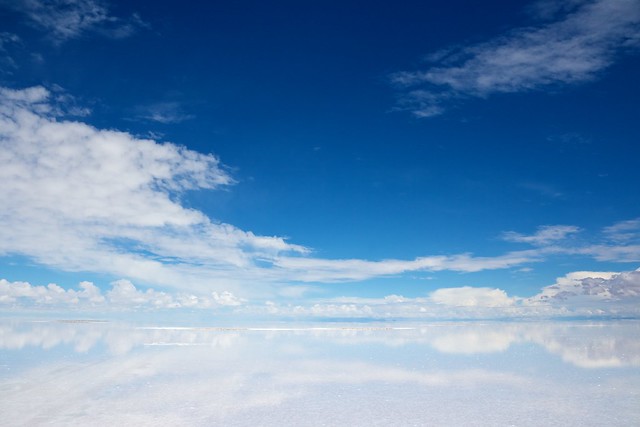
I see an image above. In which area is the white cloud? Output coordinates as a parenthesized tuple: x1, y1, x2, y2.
(500, 221, 640, 264)
(603, 217, 640, 242)
(0, 86, 308, 293)
(530, 270, 640, 304)
(107, 279, 177, 308)
(0, 278, 104, 305)
(502, 225, 581, 245)
(4, 268, 639, 317)
(0, 87, 548, 292)
(429, 286, 516, 307)
(2, 86, 639, 295)
(572, 244, 640, 262)
(0, 278, 244, 310)
(212, 291, 245, 306)
(392, 0, 640, 117)
(241, 268, 640, 320)
(3, 0, 148, 42)
(272, 250, 540, 282)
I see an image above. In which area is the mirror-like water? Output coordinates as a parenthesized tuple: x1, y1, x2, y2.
(1, 320, 639, 426)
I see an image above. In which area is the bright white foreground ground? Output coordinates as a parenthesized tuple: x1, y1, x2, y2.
(1, 319, 639, 426)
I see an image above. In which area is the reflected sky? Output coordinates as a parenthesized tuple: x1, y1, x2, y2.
(1, 320, 639, 426)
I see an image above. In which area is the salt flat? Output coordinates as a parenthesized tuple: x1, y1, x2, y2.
(1, 319, 639, 426)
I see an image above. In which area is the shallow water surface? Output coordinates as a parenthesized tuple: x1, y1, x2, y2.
(1, 319, 639, 426)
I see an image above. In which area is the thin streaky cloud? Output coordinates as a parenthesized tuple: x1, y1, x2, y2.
(603, 218, 640, 242)
(271, 250, 541, 282)
(391, 0, 640, 117)
(0, 32, 20, 51)
(502, 225, 581, 245)
(1, 0, 148, 43)
(134, 102, 195, 124)
(0, 32, 21, 73)
(575, 244, 640, 262)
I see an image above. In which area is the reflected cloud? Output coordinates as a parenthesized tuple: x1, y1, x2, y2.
(429, 328, 518, 354)
(1, 320, 640, 368)
(523, 323, 640, 368)
(0, 320, 639, 426)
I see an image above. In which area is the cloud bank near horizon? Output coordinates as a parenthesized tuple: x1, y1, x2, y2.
(2, 268, 639, 318)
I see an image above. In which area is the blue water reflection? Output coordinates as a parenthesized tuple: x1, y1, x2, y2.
(1, 320, 639, 426)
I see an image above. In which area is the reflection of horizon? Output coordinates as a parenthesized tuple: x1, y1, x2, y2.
(1, 320, 639, 368)
(1, 320, 639, 426)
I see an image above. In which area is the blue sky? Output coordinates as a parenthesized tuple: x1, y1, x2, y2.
(0, 0, 639, 317)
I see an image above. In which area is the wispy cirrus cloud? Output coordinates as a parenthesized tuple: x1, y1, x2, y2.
(501, 225, 581, 245)
(572, 244, 640, 262)
(603, 217, 640, 242)
(0, 32, 24, 74)
(391, 0, 640, 117)
(501, 223, 640, 262)
(0, 32, 20, 51)
(272, 250, 541, 282)
(134, 101, 195, 124)
(1, 0, 148, 43)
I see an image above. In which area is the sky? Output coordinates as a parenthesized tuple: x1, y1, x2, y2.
(0, 0, 639, 318)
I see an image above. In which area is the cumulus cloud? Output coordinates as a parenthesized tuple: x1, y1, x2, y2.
(2, 270, 640, 318)
(3, 85, 639, 295)
(530, 270, 640, 304)
(392, 0, 640, 117)
(243, 268, 640, 320)
(0, 279, 104, 305)
(429, 286, 516, 307)
(502, 225, 581, 245)
(2, 0, 148, 43)
(0, 86, 307, 293)
(0, 85, 555, 292)
(0, 278, 244, 310)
